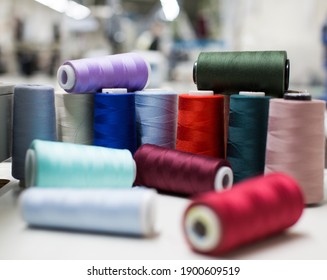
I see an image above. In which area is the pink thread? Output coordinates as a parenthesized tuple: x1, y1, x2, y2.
(264, 98, 325, 204)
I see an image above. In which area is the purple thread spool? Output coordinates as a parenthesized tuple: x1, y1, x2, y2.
(57, 53, 150, 93)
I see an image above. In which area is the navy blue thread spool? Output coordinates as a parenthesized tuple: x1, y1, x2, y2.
(94, 89, 137, 154)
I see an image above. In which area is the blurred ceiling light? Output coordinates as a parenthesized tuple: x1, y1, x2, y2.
(160, 0, 180, 21)
(66, 1, 91, 20)
(35, 0, 67, 13)
(35, 0, 91, 20)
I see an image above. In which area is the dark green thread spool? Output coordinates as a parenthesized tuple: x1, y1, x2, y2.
(227, 94, 271, 183)
(193, 51, 290, 98)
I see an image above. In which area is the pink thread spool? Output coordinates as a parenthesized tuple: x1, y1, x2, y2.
(265, 92, 325, 204)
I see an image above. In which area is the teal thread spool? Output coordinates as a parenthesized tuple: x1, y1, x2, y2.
(25, 139, 136, 188)
(227, 94, 271, 183)
(193, 51, 290, 97)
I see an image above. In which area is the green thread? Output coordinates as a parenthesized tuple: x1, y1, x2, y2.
(195, 51, 289, 97)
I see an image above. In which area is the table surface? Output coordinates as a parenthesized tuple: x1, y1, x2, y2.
(1, 160, 327, 260)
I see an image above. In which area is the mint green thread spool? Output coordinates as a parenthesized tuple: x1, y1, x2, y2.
(193, 51, 290, 98)
(25, 140, 136, 188)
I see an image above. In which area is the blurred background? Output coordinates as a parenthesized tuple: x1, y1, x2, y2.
(0, 0, 327, 93)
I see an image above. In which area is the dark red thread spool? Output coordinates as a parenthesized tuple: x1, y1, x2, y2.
(176, 93, 225, 158)
(183, 172, 304, 255)
(133, 144, 233, 196)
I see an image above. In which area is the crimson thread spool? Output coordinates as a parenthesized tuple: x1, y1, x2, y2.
(176, 92, 225, 158)
(133, 144, 233, 196)
(264, 92, 325, 204)
(183, 173, 304, 256)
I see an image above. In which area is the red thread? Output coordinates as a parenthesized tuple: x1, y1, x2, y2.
(176, 94, 225, 158)
(183, 173, 304, 255)
(133, 144, 232, 196)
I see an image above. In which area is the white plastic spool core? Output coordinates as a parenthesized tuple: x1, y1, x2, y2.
(239, 91, 265, 96)
(57, 65, 76, 91)
(140, 189, 158, 236)
(188, 90, 214, 96)
(102, 88, 128, 94)
(144, 59, 151, 89)
(214, 166, 233, 191)
(185, 205, 222, 252)
(25, 149, 36, 187)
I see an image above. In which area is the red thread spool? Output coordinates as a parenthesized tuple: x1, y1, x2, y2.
(133, 144, 233, 196)
(183, 173, 304, 255)
(176, 93, 225, 158)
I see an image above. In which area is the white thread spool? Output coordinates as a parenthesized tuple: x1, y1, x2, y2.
(19, 188, 158, 237)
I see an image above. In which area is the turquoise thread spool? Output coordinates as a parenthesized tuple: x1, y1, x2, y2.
(25, 139, 136, 189)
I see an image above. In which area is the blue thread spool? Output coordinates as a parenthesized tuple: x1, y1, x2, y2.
(94, 89, 137, 154)
(135, 89, 178, 149)
(19, 188, 157, 237)
(25, 139, 136, 188)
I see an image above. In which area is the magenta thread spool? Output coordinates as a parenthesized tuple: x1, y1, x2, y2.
(57, 53, 150, 93)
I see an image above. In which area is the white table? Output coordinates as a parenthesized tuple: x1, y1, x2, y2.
(1, 160, 327, 260)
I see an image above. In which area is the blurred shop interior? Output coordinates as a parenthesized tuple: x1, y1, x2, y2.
(0, 0, 327, 93)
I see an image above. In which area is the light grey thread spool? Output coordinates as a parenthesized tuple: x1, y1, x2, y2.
(55, 91, 94, 144)
(0, 83, 14, 162)
(12, 84, 57, 183)
(19, 188, 158, 237)
(135, 89, 178, 149)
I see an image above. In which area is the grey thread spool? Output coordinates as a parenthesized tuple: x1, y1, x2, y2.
(193, 51, 290, 97)
(0, 83, 14, 162)
(55, 91, 94, 144)
(12, 84, 57, 183)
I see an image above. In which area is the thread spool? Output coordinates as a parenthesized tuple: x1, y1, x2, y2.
(193, 51, 290, 97)
(176, 92, 225, 158)
(227, 94, 271, 183)
(57, 52, 150, 93)
(265, 92, 325, 204)
(94, 90, 136, 154)
(12, 84, 57, 182)
(0, 83, 14, 162)
(183, 172, 304, 256)
(133, 144, 233, 196)
(135, 89, 178, 149)
(25, 139, 136, 189)
(55, 90, 94, 145)
(19, 188, 157, 237)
